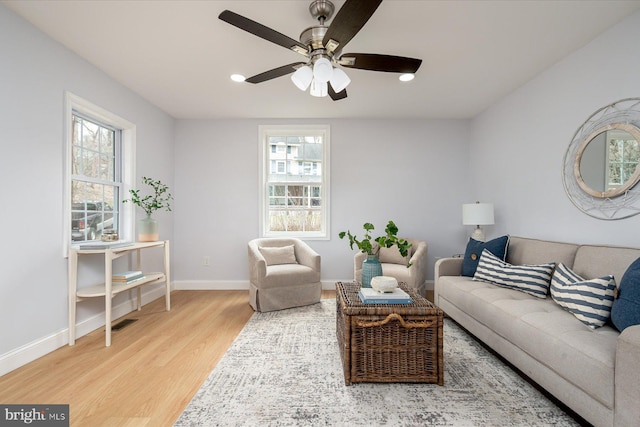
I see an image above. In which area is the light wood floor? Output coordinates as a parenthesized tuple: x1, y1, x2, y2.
(0, 290, 338, 426)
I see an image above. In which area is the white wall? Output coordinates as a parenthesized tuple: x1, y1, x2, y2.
(471, 10, 640, 247)
(173, 118, 471, 285)
(0, 5, 174, 370)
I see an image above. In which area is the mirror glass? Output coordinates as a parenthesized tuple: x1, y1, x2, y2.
(575, 123, 640, 198)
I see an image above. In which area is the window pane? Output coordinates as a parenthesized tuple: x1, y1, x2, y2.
(261, 125, 328, 238)
(70, 113, 121, 242)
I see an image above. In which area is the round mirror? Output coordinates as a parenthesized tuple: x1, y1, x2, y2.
(574, 123, 640, 198)
(562, 98, 640, 220)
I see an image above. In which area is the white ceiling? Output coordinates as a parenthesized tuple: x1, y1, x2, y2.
(4, 0, 640, 119)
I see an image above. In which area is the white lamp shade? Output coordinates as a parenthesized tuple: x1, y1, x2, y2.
(309, 79, 328, 97)
(313, 57, 333, 83)
(462, 202, 495, 225)
(329, 68, 351, 93)
(291, 65, 313, 91)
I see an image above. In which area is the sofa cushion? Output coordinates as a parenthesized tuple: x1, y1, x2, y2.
(550, 263, 616, 329)
(462, 235, 509, 277)
(259, 245, 297, 266)
(611, 257, 640, 332)
(437, 275, 618, 408)
(473, 249, 555, 298)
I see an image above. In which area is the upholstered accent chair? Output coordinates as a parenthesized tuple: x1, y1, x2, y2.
(248, 238, 322, 312)
(354, 238, 428, 295)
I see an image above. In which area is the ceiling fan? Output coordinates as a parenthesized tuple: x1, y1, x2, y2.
(219, 0, 422, 101)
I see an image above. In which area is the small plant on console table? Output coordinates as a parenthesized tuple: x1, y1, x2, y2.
(123, 176, 173, 242)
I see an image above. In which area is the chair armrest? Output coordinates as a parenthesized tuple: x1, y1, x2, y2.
(294, 241, 321, 272)
(407, 241, 428, 290)
(247, 242, 267, 283)
(615, 324, 640, 426)
(434, 257, 464, 306)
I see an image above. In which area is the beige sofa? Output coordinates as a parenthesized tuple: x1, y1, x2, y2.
(435, 236, 640, 427)
(354, 238, 428, 295)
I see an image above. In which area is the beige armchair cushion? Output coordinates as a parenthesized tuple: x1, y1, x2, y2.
(259, 245, 297, 265)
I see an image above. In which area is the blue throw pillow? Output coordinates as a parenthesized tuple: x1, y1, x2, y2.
(462, 235, 509, 277)
(611, 257, 640, 332)
(473, 249, 555, 298)
(550, 263, 616, 329)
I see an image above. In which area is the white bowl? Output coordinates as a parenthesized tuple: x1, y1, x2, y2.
(370, 276, 398, 293)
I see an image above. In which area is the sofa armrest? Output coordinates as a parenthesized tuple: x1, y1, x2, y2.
(615, 324, 640, 426)
(434, 257, 464, 306)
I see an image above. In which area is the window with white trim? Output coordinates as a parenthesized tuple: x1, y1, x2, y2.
(64, 93, 136, 253)
(259, 125, 330, 239)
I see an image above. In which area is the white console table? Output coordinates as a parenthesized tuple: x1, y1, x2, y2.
(68, 240, 170, 346)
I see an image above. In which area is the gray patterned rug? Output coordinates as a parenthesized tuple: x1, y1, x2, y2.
(175, 299, 578, 426)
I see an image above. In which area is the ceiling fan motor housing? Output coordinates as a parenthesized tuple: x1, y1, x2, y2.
(309, 0, 335, 23)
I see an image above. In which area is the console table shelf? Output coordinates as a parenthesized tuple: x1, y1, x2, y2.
(68, 240, 170, 346)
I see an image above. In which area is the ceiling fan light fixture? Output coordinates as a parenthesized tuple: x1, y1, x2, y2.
(310, 79, 328, 97)
(399, 73, 415, 82)
(291, 65, 313, 91)
(329, 67, 351, 93)
(230, 74, 246, 82)
(312, 57, 333, 83)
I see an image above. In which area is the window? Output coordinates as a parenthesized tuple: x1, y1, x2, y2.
(64, 93, 136, 254)
(259, 125, 330, 239)
(608, 132, 639, 188)
(70, 114, 120, 242)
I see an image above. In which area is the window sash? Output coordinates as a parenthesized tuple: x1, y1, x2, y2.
(259, 125, 330, 239)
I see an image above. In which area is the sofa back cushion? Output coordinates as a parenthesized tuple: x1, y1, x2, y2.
(507, 236, 578, 268)
(573, 245, 640, 284)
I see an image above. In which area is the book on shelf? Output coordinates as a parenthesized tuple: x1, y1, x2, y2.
(76, 241, 134, 250)
(112, 270, 144, 282)
(359, 287, 413, 305)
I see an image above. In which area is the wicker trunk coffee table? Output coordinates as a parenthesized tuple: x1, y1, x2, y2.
(336, 281, 444, 386)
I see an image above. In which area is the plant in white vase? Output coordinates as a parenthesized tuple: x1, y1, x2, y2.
(123, 177, 173, 242)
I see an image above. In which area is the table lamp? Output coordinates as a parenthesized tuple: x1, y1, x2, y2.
(462, 201, 494, 242)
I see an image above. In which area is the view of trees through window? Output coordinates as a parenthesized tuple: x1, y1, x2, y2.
(609, 136, 639, 188)
(267, 135, 323, 233)
(70, 114, 120, 241)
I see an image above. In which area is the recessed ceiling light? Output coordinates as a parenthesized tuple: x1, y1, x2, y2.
(230, 74, 246, 82)
(399, 73, 415, 82)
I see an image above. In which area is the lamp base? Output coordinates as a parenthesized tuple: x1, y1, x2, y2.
(470, 226, 486, 242)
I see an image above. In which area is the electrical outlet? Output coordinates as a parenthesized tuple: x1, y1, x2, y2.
(203, 256, 210, 266)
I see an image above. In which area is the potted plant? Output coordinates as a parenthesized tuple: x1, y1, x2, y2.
(339, 221, 412, 287)
(123, 176, 173, 242)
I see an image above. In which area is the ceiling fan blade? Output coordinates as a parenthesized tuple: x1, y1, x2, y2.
(328, 84, 348, 101)
(219, 10, 309, 56)
(338, 53, 422, 73)
(322, 0, 383, 54)
(245, 62, 306, 84)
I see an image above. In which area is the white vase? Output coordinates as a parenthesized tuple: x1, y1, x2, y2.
(138, 214, 158, 242)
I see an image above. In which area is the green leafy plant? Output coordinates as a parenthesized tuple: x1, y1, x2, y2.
(339, 220, 413, 267)
(123, 176, 173, 216)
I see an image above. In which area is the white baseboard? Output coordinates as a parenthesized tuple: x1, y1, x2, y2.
(0, 285, 167, 377)
(173, 280, 350, 291)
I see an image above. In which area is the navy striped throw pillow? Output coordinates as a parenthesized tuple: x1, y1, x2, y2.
(473, 249, 555, 298)
(551, 263, 616, 329)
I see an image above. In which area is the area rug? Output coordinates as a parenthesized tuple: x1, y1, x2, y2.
(174, 299, 579, 427)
